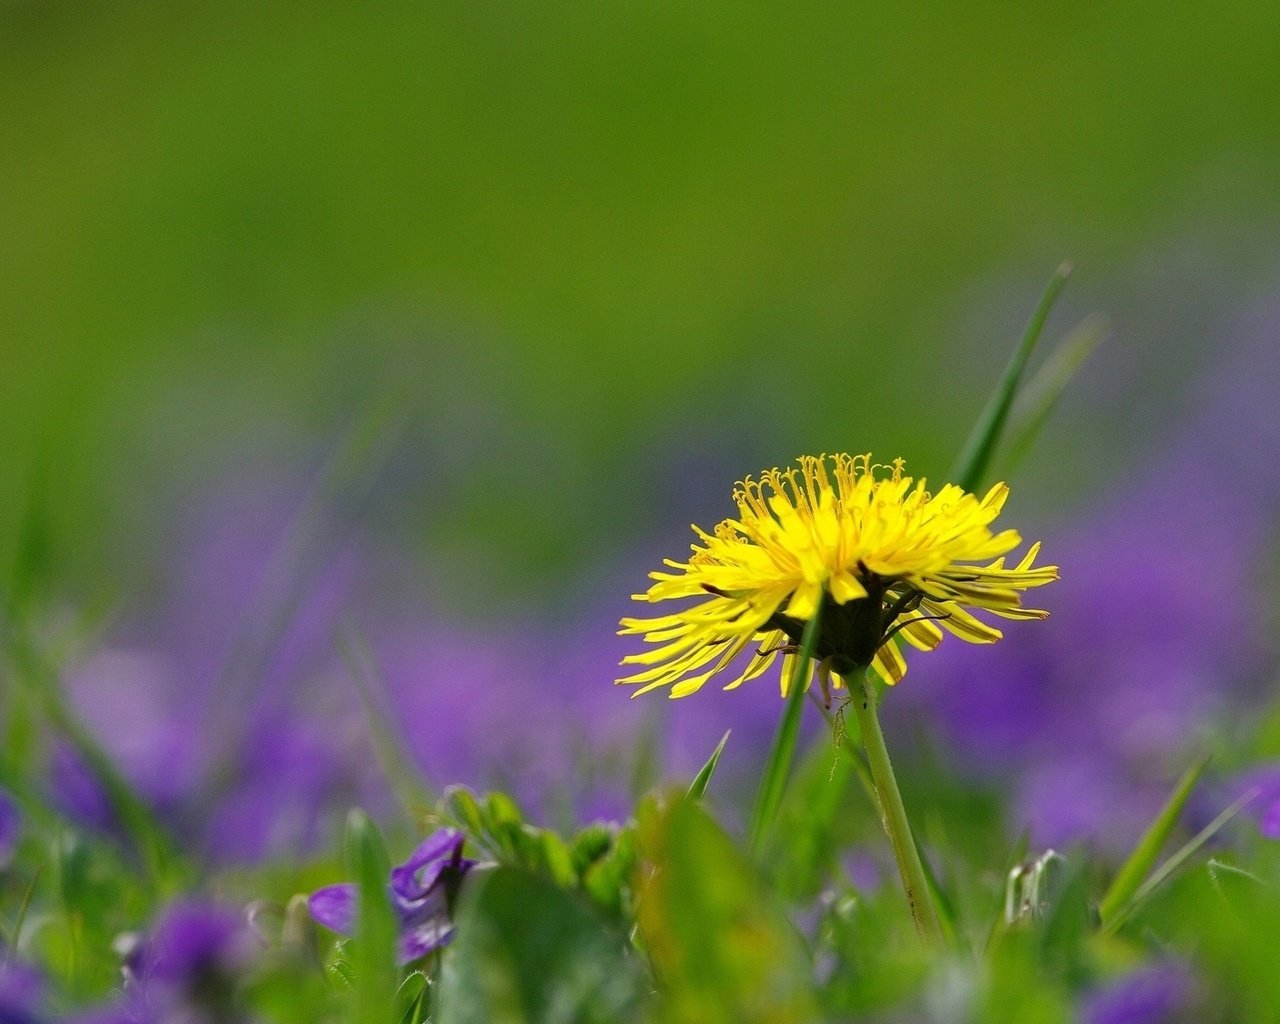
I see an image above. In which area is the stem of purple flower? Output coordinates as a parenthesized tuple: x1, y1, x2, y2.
(851, 670, 943, 946)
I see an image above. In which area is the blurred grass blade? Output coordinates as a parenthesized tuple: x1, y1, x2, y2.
(687, 730, 731, 801)
(949, 261, 1072, 492)
(5, 864, 42, 966)
(914, 823, 962, 951)
(749, 596, 824, 854)
(998, 312, 1110, 477)
(338, 625, 435, 816)
(344, 808, 398, 1024)
(1105, 786, 1259, 934)
(1098, 753, 1210, 927)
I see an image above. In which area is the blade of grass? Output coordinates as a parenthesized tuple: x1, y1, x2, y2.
(997, 313, 1110, 478)
(687, 730, 731, 801)
(1098, 753, 1210, 926)
(749, 597, 824, 854)
(5, 627, 184, 896)
(949, 261, 1072, 492)
(4, 863, 43, 966)
(1103, 785, 1258, 934)
(345, 809, 398, 1024)
(198, 388, 410, 808)
(337, 625, 435, 817)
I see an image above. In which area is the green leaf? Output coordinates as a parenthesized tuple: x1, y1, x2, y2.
(636, 796, 818, 1024)
(748, 595, 824, 854)
(687, 729, 731, 801)
(343, 808, 398, 1024)
(1098, 753, 1209, 926)
(437, 867, 646, 1024)
(948, 261, 1072, 492)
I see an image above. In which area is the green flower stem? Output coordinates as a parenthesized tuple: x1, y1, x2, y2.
(851, 670, 943, 945)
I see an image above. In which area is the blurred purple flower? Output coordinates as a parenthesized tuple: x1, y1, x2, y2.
(124, 900, 259, 1023)
(58, 474, 383, 865)
(309, 828, 476, 964)
(1079, 962, 1196, 1024)
(48, 744, 118, 838)
(0, 788, 19, 868)
(0, 962, 44, 1024)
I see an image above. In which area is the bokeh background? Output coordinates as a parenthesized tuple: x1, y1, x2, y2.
(4, 2, 1280, 864)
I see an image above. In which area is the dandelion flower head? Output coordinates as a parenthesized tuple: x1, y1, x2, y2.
(617, 453, 1057, 698)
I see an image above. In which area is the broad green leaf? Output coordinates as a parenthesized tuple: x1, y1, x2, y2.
(687, 729, 731, 801)
(1098, 753, 1209, 926)
(948, 262, 1072, 492)
(636, 796, 818, 1024)
(437, 867, 645, 1024)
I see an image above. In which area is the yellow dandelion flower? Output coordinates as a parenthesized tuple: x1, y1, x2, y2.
(617, 453, 1057, 699)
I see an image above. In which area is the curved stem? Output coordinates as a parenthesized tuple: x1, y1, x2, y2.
(851, 670, 942, 944)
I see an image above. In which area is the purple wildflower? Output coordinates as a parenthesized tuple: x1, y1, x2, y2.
(309, 828, 476, 964)
(0, 962, 44, 1024)
(123, 901, 259, 1023)
(1079, 963, 1197, 1024)
(0, 788, 19, 869)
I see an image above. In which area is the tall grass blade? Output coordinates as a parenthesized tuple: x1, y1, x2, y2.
(1104, 786, 1259, 934)
(949, 262, 1072, 492)
(4, 864, 42, 966)
(338, 625, 435, 816)
(344, 808, 398, 1024)
(748, 597, 824, 854)
(1098, 753, 1210, 926)
(998, 312, 1110, 477)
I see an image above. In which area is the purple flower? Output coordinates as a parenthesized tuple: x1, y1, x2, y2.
(0, 962, 44, 1024)
(123, 901, 259, 1022)
(309, 829, 476, 964)
(0, 788, 19, 869)
(1079, 963, 1196, 1024)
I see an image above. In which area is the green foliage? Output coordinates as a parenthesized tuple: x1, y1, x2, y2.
(748, 598, 824, 855)
(345, 809, 400, 1024)
(636, 794, 819, 1024)
(1098, 753, 1209, 927)
(437, 867, 646, 1024)
(443, 788, 637, 921)
(948, 262, 1072, 493)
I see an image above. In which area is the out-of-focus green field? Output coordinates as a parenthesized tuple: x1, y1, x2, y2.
(3, 1, 1280, 599)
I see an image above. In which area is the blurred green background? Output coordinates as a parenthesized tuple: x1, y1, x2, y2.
(4, 0, 1279, 607)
